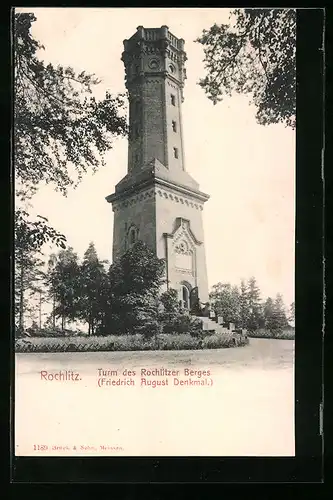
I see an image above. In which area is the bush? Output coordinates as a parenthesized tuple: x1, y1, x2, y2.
(247, 328, 294, 340)
(162, 313, 202, 335)
(159, 288, 179, 313)
(18, 326, 86, 338)
(137, 321, 162, 340)
(15, 331, 249, 353)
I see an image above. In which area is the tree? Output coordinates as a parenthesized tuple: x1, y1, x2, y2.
(270, 293, 289, 333)
(48, 247, 81, 331)
(14, 12, 127, 196)
(14, 207, 67, 322)
(196, 8, 296, 129)
(15, 242, 45, 334)
(15, 209, 66, 254)
(230, 285, 241, 325)
(246, 276, 263, 332)
(106, 241, 166, 334)
(239, 279, 249, 329)
(47, 253, 58, 329)
(77, 242, 108, 335)
(209, 282, 240, 324)
(14, 12, 127, 251)
(160, 288, 179, 313)
(110, 241, 166, 299)
(263, 296, 275, 332)
(288, 301, 295, 324)
(34, 282, 49, 330)
(14, 209, 55, 334)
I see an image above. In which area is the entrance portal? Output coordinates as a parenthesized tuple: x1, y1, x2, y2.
(181, 283, 191, 310)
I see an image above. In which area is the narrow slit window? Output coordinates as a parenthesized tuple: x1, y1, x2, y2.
(172, 120, 177, 132)
(173, 147, 179, 159)
(171, 94, 176, 106)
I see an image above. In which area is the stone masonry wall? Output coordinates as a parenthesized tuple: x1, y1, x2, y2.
(112, 188, 156, 262)
(143, 78, 166, 167)
(155, 186, 209, 303)
(111, 183, 209, 303)
(165, 79, 184, 172)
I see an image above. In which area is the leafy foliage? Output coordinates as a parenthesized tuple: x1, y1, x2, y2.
(270, 293, 289, 333)
(246, 276, 264, 332)
(15, 332, 249, 353)
(14, 209, 66, 333)
(109, 241, 166, 297)
(263, 296, 275, 331)
(209, 276, 291, 335)
(18, 233, 292, 340)
(47, 247, 81, 330)
(209, 282, 241, 324)
(162, 314, 202, 336)
(263, 293, 289, 334)
(196, 8, 296, 128)
(15, 209, 66, 251)
(239, 279, 249, 328)
(77, 242, 109, 335)
(35, 241, 166, 336)
(288, 301, 295, 323)
(15, 242, 45, 333)
(14, 12, 128, 269)
(105, 241, 166, 334)
(14, 12, 127, 196)
(160, 288, 179, 313)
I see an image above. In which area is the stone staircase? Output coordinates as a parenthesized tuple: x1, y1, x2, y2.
(196, 316, 231, 334)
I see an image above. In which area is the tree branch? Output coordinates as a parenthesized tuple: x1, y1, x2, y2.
(208, 16, 263, 91)
(256, 22, 269, 82)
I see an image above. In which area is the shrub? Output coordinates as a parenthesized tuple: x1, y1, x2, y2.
(15, 331, 250, 353)
(159, 288, 179, 313)
(203, 333, 249, 349)
(162, 313, 202, 335)
(247, 328, 294, 340)
(157, 333, 200, 350)
(137, 321, 162, 340)
(22, 327, 83, 338)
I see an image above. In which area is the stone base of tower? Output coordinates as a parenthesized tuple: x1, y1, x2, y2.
(106, 168, 210, 306)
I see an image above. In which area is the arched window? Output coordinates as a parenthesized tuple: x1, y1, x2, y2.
(130, 228, 136, 246)
(127, 225, 138, 249)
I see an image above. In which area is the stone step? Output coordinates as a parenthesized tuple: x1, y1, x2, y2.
(197, 317, 224, 331)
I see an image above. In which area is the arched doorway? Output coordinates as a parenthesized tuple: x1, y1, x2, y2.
(180, 281, 192, 310)
(182, 285, 190, 310)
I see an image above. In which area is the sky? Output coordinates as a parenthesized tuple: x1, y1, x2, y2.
(16, 7, 295, 306)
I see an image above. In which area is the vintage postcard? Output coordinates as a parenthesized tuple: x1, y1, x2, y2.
(13, 7, 295, 457)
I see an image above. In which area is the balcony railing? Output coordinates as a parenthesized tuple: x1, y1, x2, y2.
(144, 29, 159, 41)
(127, 27, 182, 50)
(167, 31, 179, 48)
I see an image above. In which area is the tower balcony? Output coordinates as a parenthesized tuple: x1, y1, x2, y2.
(123, 25, 185, 53)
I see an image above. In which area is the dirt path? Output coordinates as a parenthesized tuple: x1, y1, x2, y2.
(16, 338, 294, 374)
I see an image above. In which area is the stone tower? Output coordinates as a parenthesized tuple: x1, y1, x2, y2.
(106, 26, 210, 306)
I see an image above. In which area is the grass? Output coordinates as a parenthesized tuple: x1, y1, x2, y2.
(15, 331, 249, 353)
